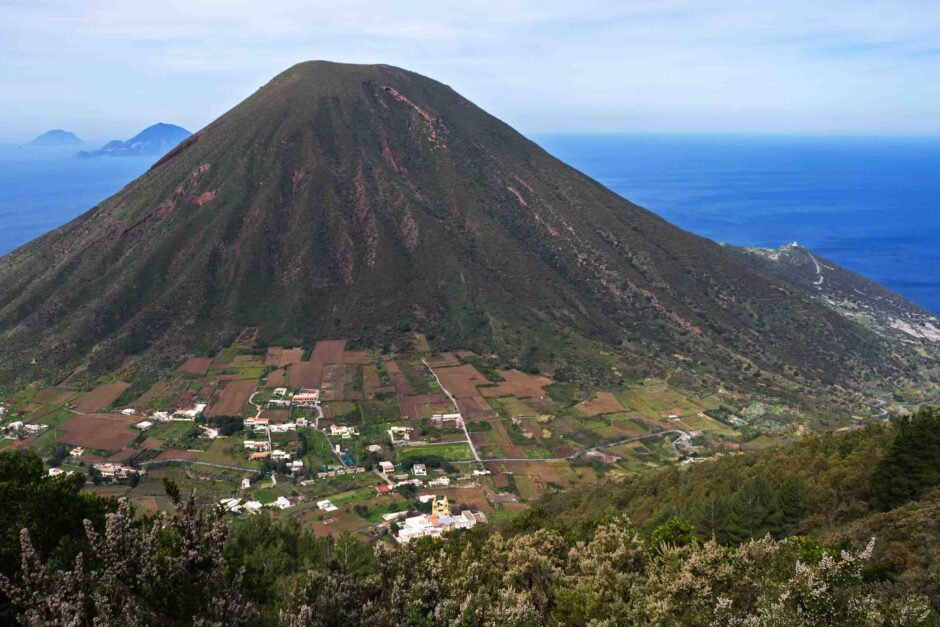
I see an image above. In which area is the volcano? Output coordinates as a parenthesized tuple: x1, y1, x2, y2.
(1, 61, 937, 401)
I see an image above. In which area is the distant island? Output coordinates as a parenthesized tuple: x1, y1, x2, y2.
(27, 129, 83, 146)
(77, 122, 191, 159)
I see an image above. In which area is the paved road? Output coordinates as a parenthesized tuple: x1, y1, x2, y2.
(453, 429, 687, 464)
(139, 458, 256, 472)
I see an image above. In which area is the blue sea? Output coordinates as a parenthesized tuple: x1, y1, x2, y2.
(536, 134, 940, 314)
(0, 144, 154, 254)
(1, 135, 939, 314)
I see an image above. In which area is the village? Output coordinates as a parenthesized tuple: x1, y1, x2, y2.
(0, 334, 829, 544)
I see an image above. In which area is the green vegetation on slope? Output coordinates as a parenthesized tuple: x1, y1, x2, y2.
(2, 62, 936, 409)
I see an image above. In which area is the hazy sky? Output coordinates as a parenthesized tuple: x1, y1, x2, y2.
(3, 0, 940, 142)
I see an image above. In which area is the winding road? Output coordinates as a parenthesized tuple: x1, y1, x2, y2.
(421, 358, 482, 462)
(807, 251, 824, 287)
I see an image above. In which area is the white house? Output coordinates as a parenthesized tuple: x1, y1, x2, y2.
(379, 461, 395, 475)
(289, 460, 304, 473)
(317, 500, 338, 512)
(174, 403, 206, 420)
(121, 408, 138, 416)
(245, 417, 269, 431)
(241, 477, 251, 490)
(93, 463, 139, 480)
(330, 424, 357, 438)
(200, 425, 220, 439)
(292, 389, 320, 406)
(134, 420, 154, 431)
(274, 496, 292, 510)
(382, 511, 408, 522)
(412, 464, 427, 476)
(273, 387, 288, 397)
(219, 498, 242, 513)
(431, 412, 463, 426)
(269, 422, 297, 433)
(243, 440, 270, 451)
(387, 426, 412, 444)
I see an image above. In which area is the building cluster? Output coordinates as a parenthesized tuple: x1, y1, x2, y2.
(394, 496, 486, 544)
(1, 421, 48, 439)
(316, 465, 366, 479)
(430, 412, 462, 427)
(93, 463, 142, 482)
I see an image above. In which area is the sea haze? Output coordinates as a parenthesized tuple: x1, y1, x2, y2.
(0, 144, 154, 255)
(1, 135, 938, 315)
(537, 134, 940, 315)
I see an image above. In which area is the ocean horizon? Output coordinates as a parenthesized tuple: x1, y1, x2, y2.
(537, 133, 940, 315)
(1, 134, 938, 314)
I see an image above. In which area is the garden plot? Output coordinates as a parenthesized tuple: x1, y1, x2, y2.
(206, 379, 257, 417)
(56, 413, 137, 451)
(575, 391, 627, 417)
(478, 370, 551, 399)
(265, 347, 306, 368)
(177, 357, 213, 375)
(71, 382, 130, 413)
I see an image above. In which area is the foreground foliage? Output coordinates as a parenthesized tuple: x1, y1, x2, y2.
(1, 408, 939, 625)
(3, 499, 935, 626)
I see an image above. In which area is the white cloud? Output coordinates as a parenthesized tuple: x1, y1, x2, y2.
(2, 0, 940, 140)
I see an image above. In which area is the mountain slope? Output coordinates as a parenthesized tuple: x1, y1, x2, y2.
(77, 123, 191, 158)
(0, 61, 937, 400)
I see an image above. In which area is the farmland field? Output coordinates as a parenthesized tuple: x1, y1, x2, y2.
(265, 347, 305, 368)
(290, 340, 347, 389)
(576, 391, 627, 417)
(395, 442, 475, 462)
(434, 364, 489, 397)
(207, 379, 257, 417)
(71, 382, 130, 412)
(177, 357, 213, 375)
(33, 387, 74, 405)
(478, 370, 551, 399)
(56, 413, 137, 450)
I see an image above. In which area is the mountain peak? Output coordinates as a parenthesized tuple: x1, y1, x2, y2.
(1, 62, 937, 404)
(27, 129, 83, 146)
(77, 123, 191, 159)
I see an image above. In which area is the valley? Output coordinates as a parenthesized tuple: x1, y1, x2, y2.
(0, 332, 899, 541)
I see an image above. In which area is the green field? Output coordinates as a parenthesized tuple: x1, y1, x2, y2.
(487, 396, 537, 420)
(394, 442, 474, 462)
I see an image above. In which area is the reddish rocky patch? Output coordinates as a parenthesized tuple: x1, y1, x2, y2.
(190, 189, 218, 206)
